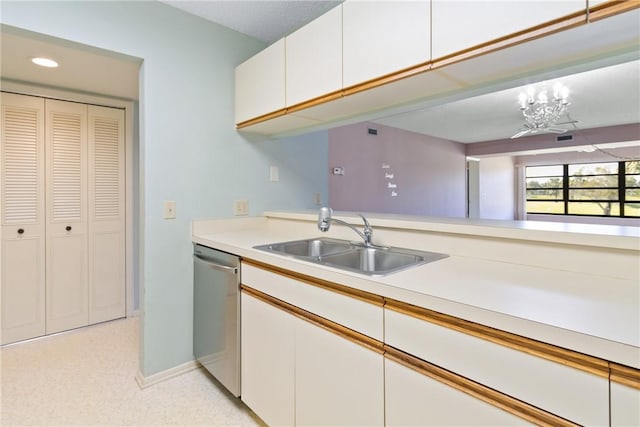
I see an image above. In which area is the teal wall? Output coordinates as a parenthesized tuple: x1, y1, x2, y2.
(1, 1, 329, 375)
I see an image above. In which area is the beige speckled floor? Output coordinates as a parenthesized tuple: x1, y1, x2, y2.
(1, 317, 263, 427)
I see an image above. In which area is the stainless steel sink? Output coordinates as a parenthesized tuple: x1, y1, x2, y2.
(254, 238, 448, 276)
(255, 238, 352, 258)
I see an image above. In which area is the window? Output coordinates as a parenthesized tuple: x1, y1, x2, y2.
(525, 160, 640, 218)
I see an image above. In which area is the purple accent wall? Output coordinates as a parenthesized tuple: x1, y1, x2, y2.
(328, 122, 466, 217)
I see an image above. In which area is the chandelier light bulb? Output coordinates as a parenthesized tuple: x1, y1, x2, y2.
(538, 90, 548, 103)
(515, 82, 570, 133)
(31, 57, 59, 68)
(518, 92, 527, 109)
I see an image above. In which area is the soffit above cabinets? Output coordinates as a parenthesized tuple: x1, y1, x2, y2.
(0, 25, 141, 100)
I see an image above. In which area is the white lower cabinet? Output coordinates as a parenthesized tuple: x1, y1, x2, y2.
(241, 292, 295, 427)
(385, 308, 609, 426)
(240, 265, 627, 426)
(385, 358, 529, 426)
(295, 318, 384, 426)
(240, 286, 384, 427)
(611, 381, 640, 426)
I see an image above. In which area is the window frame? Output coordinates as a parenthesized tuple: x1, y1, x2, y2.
(525, 160, 640, 218)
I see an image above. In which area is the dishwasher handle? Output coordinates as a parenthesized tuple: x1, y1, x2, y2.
(194, 254, 238, 274)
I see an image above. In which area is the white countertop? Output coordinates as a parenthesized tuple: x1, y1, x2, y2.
(193, 213, 640, 368)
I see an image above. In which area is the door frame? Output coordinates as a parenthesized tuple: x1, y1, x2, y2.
(1, 81, 138, 318)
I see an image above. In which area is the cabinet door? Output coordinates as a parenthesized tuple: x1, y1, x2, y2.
(385, 308, 609, 426)
(286, 4, 342, 107)
(1, 93, 46, 345)
(432, 1, 586, 60)
(235, 39, 285, 124)
(295, 318, 384, 426)
(87, 105, 125, 324)
(611, 381, 640, 426)
(45, 99, 89, 335)
(240, 292, 295, 426)
(342, 1, 430, 88)
(385, 358, 530, 426)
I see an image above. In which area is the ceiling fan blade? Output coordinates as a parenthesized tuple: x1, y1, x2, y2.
(510, 129, 531, 139)
(544, 127, 568, 134)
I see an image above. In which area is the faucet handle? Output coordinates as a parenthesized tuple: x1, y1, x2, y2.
(357, 213, 370, 229)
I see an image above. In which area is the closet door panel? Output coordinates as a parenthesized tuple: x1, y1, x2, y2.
(1, 93, 46, 344)
(88, 106, 125, 323)
(45, 99, 88, 334)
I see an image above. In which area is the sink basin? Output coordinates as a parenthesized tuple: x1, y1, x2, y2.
(254, 238, 448, 276)
(255, 238, 352, 258)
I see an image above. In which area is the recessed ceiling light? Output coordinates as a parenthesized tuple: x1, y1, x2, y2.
(32, 57, 59, 68)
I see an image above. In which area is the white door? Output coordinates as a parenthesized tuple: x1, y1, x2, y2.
(45, 99, 89, 335)
(1, 93, 46, 345)
(88, 105, 125, 324)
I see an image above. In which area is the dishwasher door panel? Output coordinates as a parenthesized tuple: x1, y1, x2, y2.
(193, 245, 240, 397)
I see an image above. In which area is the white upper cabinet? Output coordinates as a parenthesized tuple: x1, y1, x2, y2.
(286, 5, 342, 107)
(432, 1, 587, 60)
(342, 1, 431, 88)
(235, 38, 285, 124)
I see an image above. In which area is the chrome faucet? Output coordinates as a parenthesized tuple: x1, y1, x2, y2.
(318, 207, 373, 247)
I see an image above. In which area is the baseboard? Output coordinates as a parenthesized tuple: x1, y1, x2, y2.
(135, 359, 201, 389)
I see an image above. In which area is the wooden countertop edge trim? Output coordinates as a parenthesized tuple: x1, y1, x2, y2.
(241, 284, 384, 354)
(588, 0, 640, 22)
(385, 298, 612, 379)
(236, 108, 287, 128)
(245, 258, 637, 381)
(384, 346, 579, 427)
(242, 257, 385, 306)
(243, 282, 582, 426)
(610, 362, 640, 389)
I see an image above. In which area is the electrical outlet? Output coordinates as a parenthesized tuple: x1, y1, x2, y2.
(163, 200, 176, 219)
(234, 199, 249, 216)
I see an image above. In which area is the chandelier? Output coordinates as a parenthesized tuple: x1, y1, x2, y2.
(511, 84, 571, 138)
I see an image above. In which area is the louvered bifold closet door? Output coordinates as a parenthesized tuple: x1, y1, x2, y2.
(88, 105, 125, 324)
(45, 99, 89, 335)
(1, 93, 46, 345)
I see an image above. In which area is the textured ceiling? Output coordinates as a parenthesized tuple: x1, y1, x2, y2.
(159, 1, 342, 44)
(374, 60, 640, 143)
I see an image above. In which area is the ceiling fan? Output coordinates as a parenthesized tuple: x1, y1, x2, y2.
(510, 84, 578, 139)
(510, 119, 579, 139)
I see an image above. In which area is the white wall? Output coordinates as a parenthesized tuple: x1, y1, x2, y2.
(479, 156, 515, 220)
(0, 1, 329, 376)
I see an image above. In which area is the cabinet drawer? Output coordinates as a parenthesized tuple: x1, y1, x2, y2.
(242, 262, 383, 340)
(385, 307, 609, 426)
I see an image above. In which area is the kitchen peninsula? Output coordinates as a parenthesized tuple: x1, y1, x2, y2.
(193, 211, 639, 426)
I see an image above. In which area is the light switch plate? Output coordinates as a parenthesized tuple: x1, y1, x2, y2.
(163, 200, 176, 219)
(234, 199, 249, 216)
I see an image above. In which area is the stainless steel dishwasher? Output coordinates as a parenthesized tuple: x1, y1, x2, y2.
(193, 244, 241, 397)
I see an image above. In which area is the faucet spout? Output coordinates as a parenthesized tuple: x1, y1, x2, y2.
(317, 207, 374, 246)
